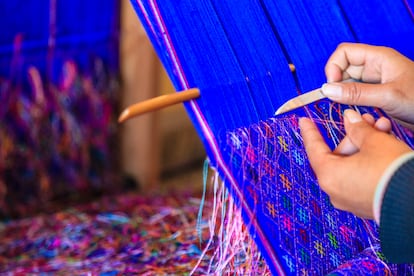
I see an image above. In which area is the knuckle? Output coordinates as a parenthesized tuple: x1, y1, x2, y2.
(345, 83, 362, 103)
(379, 45, 398, 57)
(337, 42, 349, 50)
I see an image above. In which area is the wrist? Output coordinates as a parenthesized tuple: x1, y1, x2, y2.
(373, 151, 414, 224)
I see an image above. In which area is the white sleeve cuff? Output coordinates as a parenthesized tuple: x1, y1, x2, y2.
(373, 151, 414, 224)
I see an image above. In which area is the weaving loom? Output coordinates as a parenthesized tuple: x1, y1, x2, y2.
(130, 1, 414, 275)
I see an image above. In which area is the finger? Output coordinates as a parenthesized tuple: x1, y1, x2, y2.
(325, 62, 344, 83)
(362, 113, 391, 132)
(344, 65, 364, 80)
(299, 117, 332, 171)
(321, 81, 392, 109)
(343, 109, 377, 149)
(334, 136, 358, 155)
(362, 113, 375, 126)
(325, 43, 383, 82)
(374, 117, 392, 132)
(335, 113, 378, 155)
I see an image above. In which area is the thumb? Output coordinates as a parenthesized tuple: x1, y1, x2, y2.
(343, 109, 377, 149)
(321, 81, 390, 109)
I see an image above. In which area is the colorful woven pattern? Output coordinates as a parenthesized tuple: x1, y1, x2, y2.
(223, 101, 414, 274)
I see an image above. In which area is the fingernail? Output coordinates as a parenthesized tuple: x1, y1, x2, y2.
(344, 109, 362, 123)
(321, 83, 342, 99)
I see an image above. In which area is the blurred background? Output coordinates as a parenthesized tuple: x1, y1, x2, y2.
(0, 0, 206, 219)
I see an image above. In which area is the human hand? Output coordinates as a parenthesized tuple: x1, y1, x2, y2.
(299, 109, 412, 219)
(335, 112, 392, 155)
(321, 43, 414, 127)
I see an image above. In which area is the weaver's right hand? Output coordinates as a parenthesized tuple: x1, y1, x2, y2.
(321, 43, 414, 128)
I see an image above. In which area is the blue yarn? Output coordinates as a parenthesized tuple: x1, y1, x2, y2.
(339, 0, 414, 59)
(0, 1, 119, 78)
(261, 0, 355, 91)
(130, 1, 414, 274)
(210, 0, 297, 118)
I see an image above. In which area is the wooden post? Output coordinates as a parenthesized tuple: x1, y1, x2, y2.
(120, 0, 160, 188)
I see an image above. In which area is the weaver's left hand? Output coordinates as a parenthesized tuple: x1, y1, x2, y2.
(299, 109, 412, 219)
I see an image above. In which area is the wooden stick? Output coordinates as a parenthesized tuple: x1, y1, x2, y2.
(118, 63, 295, 123)
(118, 88, 200, 123)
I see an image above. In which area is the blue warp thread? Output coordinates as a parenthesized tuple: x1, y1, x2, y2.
(130, 1, 414, 274)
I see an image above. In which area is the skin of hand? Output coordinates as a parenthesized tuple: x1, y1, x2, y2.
(321, 43, 414, 127)
(299, 109, 412, 219)
(335, 112, 391, 155)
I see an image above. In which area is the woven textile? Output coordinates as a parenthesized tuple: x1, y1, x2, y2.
(131, 1, 414, 274)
